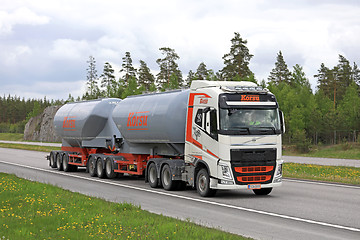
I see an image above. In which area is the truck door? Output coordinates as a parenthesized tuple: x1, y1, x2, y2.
(203, 108, 219, 159)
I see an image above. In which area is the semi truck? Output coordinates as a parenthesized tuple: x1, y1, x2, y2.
(48, 80, 285, 197)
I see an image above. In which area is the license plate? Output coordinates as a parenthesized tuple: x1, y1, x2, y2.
(248, 184, 261, 190)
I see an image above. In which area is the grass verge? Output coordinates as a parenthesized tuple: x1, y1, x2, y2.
(0, 173, 249, 240)
(0, 133, 24, 141)
(283, 162, 360, 185)
(283, 143, 360, 160)
(0, 143, 61, 152)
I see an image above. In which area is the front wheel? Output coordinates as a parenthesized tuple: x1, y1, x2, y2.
(196, 168, 216, 197)
(253, 188, 273, 196)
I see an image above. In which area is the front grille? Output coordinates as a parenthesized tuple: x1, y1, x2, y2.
(231, 148, 276, 185)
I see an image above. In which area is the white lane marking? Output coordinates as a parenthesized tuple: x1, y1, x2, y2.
(284, 179, 360, 189)
(1, 160, 360, 233)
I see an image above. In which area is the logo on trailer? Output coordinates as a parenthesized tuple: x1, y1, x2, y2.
(127, 111, 149, 130)
(241, 95, 260, 102)
(63, 116, 76, 131)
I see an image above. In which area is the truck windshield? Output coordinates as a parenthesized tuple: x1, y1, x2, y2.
(219, 108, 281, 135)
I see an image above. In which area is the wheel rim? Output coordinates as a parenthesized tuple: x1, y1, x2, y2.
(89, 159, 94, 172)
(198, 173, 207, 192)
(56, 155, 61, 167)
(163, 167, 170, 186)
(97, 160, 102, 175)
(149, 165, 156, 183)
(63, 156, 67, 169)
(50, 154, 54, 165)
(106, 160, 112, 175)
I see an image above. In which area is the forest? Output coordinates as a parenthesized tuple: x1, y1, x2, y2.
(1, 32, 359, 150)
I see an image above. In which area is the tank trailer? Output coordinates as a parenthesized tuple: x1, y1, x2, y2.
(48, 80, 285, 197)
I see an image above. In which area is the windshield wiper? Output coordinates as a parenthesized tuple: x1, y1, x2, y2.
(252, 126, 277, 133)
(231, 127, 250, 134)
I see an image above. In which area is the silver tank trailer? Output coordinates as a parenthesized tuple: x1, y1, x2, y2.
(54, 98, 121, 147)
(112, 89, 189, 144)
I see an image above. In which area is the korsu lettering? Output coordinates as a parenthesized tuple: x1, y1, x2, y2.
(127, 111, 149, 130)
(241, 95, 260, 102)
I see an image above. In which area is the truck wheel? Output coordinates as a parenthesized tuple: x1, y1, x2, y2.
(253, 188, 273, 196)
(196, 168, 216, 197)
(161, 164, 178, 191)
(88, 157, 96, 177)
(56, 153, 63, 171)
(148, 163, 159, 188)
(96, 158, 106, 179)
(105, 157, 117, 179)
(62, 153, 70, 172)
(49, 152, 57, 168)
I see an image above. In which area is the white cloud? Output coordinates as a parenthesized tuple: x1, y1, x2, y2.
(0, 7, 49, 35)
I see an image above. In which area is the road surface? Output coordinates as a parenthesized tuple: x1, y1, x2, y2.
(0, 147, 359, 240)
(1, 140, 359, 167)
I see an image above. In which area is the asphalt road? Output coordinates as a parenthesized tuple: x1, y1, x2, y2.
(1, 140, 359, 167)
(0, 147, 359, 240)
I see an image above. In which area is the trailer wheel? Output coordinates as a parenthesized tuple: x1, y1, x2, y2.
(56, 153, 63, 171)
(105, 157, 117, 179)
(253, 188, 272, 196)
(49, 152, 57, 168)
(161, 164, 178, 191)
(96, 157, 106, 179)
(88, 156, 97, 177)
(196, 168, 216, 197)
(148, 163, 159, 188)
(62, 153, 70, 172)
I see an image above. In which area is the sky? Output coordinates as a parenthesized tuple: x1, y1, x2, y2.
(1, 0, 359, 100)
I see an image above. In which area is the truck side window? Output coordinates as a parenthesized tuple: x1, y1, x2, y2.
(210, 109, 218, 139)
(195, 109, 203, 127)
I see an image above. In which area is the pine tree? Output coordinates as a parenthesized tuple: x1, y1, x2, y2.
(85, 56, 100, 99)
(352, 62, 360, 87)
(195, 62, 209, 80)
(156, 47, 182, 90)
(120, 52, 137, 85)
(100, 62, 116, 97)
(268, 51, 292, 85)
(138, 60, 155, 91)
(292, 64, 311, 89)
(186, 70, 196, 87)
(221, 32, 253, 81)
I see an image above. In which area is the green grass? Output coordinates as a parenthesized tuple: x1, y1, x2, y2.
(283, 143, 360, 160)
(0, 143, 61, 152)
(283, 162, 360, 185)
(0, 133, 24, 141)
(0, 173, 249, 240)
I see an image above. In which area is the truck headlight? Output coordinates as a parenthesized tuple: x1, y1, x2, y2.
(220, 165, 232, 180)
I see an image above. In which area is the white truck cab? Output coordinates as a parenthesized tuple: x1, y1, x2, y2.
(185, 80, 284, 196)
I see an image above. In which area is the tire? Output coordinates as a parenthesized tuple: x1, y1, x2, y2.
(148, 163, 159, 188)
(49, 152, 57, 168)
(253, 188, 273, 196)
(161, 164, 178, 191)
(88, 156, 97, 177)
(105, 157, 117, 179)
(62, 153, 70, 172)
(196, 168, 216, 197)
(96, 157, 106, 179)
(56, 153, 63, 171)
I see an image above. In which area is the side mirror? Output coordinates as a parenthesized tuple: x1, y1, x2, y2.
(279, 111, 285, 134)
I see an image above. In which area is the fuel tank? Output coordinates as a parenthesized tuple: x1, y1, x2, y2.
(112, 89, 189, 143)
(54, 98, 121, 147)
